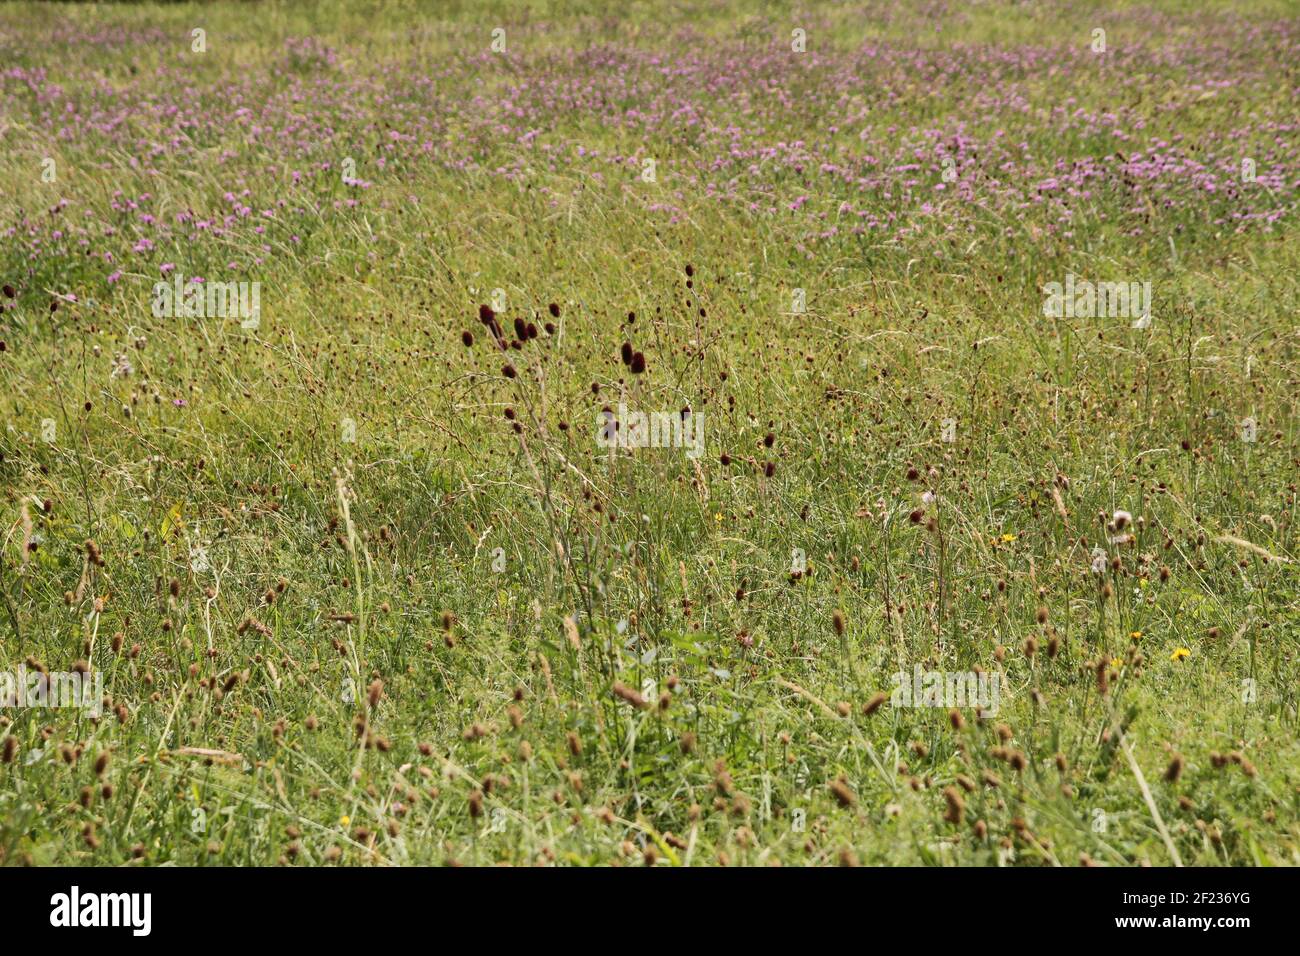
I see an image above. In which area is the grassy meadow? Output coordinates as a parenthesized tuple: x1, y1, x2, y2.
(0, 0, 1298, 866)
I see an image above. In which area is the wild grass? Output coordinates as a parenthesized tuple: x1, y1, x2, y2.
(0, 0, 1297, 866)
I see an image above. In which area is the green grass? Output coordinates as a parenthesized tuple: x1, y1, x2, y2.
(0, 0, 1297, 866)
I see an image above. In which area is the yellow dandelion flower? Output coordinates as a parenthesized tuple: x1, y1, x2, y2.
(1130, 630, 1142, 640)
(1110, 657, 1123, 668)
(339, 814, 350, 827)
(1170, 647, 1190, 662)
(1001, 533, 1017, 543)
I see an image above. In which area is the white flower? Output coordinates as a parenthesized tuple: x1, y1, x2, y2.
(1090, 548, 1108, 575)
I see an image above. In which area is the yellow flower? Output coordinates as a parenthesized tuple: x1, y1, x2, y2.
(1130, 630, 1142, 640)
(1110, 657, 1123, 669)
(1170, 647, 1190, 662)
(1001, 533, 1017, 543)
(339, 814, 351, 827)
